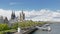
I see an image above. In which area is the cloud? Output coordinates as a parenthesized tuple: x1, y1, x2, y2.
(24, 9, 60, 22)
(9, 2, 18, 5)
(0, 9, 60, 22)
(9, 2, 23, 5)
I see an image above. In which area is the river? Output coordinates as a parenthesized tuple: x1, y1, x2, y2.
(32, 23, 60, 34)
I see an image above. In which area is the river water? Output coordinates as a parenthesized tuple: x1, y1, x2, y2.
(32, 23, 60, 34)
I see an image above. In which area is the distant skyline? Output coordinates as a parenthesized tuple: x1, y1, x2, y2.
(0, 9, 60, 22)
(0, 0, 60, 21)
(0, 0, 60, 10)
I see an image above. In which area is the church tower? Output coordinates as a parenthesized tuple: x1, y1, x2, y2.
(11, 10, 16, 19)
(4, 17, 8, 23)
(20, 10, 25, 21)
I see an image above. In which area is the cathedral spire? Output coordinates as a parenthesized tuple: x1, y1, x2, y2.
(22, 10, 23, 14)
(20, 10, 25, 21)
(11, 10, 16, 19)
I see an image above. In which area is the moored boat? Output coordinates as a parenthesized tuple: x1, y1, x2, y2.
(36, 24, 51, 31)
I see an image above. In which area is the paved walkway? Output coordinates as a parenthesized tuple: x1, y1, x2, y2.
(13, 32, 22, 34)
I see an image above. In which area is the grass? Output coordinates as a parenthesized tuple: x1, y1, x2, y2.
(0, 29, 16, 34)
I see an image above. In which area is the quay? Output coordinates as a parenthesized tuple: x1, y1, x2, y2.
(14, 27, 37, 34)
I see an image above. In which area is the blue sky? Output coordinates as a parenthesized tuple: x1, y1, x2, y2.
(0, 0, 60, 10)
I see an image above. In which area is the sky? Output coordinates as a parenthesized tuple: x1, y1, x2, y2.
(0, 0, 60, 22)
(0, 0, 60, 10)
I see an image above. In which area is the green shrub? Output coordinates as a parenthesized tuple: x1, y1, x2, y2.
(0, 24, 10, 31)
(11, 21, 47, 29)
(11, 23, 18, 30)
(0, 29, 16, 34)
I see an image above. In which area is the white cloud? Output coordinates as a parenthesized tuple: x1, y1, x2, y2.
(9, 2, 23, 5)
(0, 9, 60, 22)
(9, 2, 18, 5)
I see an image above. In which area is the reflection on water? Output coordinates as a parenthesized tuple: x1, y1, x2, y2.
(32, 23, 60, 34)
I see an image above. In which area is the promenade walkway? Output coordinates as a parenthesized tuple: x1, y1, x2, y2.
(13, 32, 22, 34)
(13, 27, 37, 34)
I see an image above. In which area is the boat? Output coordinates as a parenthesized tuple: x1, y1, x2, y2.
(36, 24, 51, 31)
(42, 26, 51, 31)
(44, 24, 50, 26)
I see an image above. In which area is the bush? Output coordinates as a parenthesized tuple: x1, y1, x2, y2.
(0, 24, 10, 31)
(0, 29, 16, 34)
(0, 32, 3, 34)
(11, 23, 18, 30)
(11, 21, 47, 29)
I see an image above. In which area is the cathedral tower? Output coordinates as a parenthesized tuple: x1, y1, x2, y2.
(4, 17, 8, 23)
(20, 10, 25, 21)
(11, 10, 16, 19)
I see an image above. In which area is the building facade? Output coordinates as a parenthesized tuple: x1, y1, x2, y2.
(0, 16, 4, 23)
(4, 17, 9, 23)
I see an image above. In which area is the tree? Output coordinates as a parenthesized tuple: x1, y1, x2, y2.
(0, 24, 10, 31)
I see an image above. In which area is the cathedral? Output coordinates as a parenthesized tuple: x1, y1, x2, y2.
(11, 11, 16, 19)
(0, 10, 25, 25)
(9, 10, 25, 23)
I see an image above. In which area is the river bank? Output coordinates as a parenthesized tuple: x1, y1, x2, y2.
(13, 22, 48, 34)
(0, 21, 47, 34)
(32, 23, 60, 34)
(23, 28, 37, 34)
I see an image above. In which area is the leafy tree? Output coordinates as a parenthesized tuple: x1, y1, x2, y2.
(0, 24, 10, 31)
(11, 23, 18, 30)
